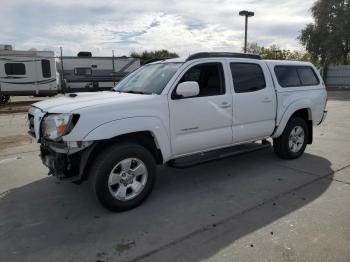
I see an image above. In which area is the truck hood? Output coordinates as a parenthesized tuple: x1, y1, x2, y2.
(32, 92, 149, 113)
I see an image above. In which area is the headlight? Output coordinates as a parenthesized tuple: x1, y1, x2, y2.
(42, 113, 79, 141)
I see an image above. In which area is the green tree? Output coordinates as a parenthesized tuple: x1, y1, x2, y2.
(130, 49, 179, 63)
(245, 43, 311, 61)
(299, 0, 350, 65)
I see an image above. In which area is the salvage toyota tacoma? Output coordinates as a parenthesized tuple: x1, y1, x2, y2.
(28, 52, 327, 211)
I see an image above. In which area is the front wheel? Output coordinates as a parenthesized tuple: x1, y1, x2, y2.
(90, 143, 156, 211)
(273, 117, 309, 159)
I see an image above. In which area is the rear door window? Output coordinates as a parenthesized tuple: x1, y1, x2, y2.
(230, 63, 266, 93)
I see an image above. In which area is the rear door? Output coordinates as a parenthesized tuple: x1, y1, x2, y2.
(228, 60, 276, 143)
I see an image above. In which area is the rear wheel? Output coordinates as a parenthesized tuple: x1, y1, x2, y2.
(90, 143, 156, 211)
(273, 117, 308, 159)
(0, 94, 10, 104)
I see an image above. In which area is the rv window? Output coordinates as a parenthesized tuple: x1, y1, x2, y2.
(41, 60, 51, 78)
(74, 68, 92, 76)
(5, 63, 26, 75)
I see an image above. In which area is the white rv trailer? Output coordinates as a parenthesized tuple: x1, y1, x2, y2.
(57, 52, 140, 93)
(0, 45, 58, 103)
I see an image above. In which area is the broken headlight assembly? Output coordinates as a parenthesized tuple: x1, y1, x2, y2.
(42, 113, 79, 141)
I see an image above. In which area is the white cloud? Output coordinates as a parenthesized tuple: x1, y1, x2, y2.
(0, 0, 317, 56)
(127, 14, 242, 55)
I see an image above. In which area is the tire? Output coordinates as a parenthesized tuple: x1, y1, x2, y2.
(89, 142, 156, 212)
(273, 117, 309, 160)
(0, 94, 10, 104)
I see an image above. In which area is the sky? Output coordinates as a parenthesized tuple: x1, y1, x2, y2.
(0, 0, 316, 57)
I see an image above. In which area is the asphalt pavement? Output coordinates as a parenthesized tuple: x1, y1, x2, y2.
(0, 91, 349, 262)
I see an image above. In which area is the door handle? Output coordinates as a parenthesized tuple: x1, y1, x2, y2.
(219, 102, 232, 108)
(262, 97, 272, 103)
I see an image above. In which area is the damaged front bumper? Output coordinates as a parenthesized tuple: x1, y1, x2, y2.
(40, 138, 94, 181)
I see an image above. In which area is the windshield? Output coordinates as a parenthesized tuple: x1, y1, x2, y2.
(114, 63, 182, 94)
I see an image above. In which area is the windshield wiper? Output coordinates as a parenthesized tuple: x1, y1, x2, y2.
(120, 90, 150, 95)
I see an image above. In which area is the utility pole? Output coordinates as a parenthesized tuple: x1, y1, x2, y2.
(239, 10, 255, 53)
(112, 50, 116, 86)
(60, 46, 65, 93)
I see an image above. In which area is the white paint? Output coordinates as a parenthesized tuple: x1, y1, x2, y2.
(29, 56, 327, 163)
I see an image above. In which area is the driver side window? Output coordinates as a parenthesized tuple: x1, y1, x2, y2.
(173, 63, 225, 98)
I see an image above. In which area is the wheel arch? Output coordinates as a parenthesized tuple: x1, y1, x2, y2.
(75, 116, 171, 181)
(79, 131, 165, 181)
(82, 116, 171, 158)
(273, 107, 313, 144)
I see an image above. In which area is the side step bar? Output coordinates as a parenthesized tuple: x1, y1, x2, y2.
(167, 141, 271, 169)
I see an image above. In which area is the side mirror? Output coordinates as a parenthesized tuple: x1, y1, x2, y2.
(176, 81, 200, 98)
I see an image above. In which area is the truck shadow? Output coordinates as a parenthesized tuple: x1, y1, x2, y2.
(0, 148, 334, 262)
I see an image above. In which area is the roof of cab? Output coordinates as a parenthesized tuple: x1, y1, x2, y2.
(150, 52, 261, 64)
(150, 53, 315, 67)
(157, 57, 186, 63)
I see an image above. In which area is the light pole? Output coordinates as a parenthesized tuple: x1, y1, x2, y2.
(272, 49, 282, 60)
(239, 10, 254, 53)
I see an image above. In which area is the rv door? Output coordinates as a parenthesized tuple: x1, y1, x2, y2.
(35, 58, 57, 96)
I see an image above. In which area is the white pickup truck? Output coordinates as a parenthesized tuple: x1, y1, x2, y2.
(28, 52, 327, 211)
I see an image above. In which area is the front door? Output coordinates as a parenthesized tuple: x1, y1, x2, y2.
(169, 62, 233, 157)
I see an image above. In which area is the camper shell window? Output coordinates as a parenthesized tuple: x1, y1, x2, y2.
(74, 68, 92, 76)
(41, 60, 51, 78)
(274, 66, 319, 87)
(5, 63, 26, 75)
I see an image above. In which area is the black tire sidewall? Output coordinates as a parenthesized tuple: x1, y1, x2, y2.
(281, 117, 308, 159)
(1, 94, 9, 104)
(91, 143, 156, 211)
